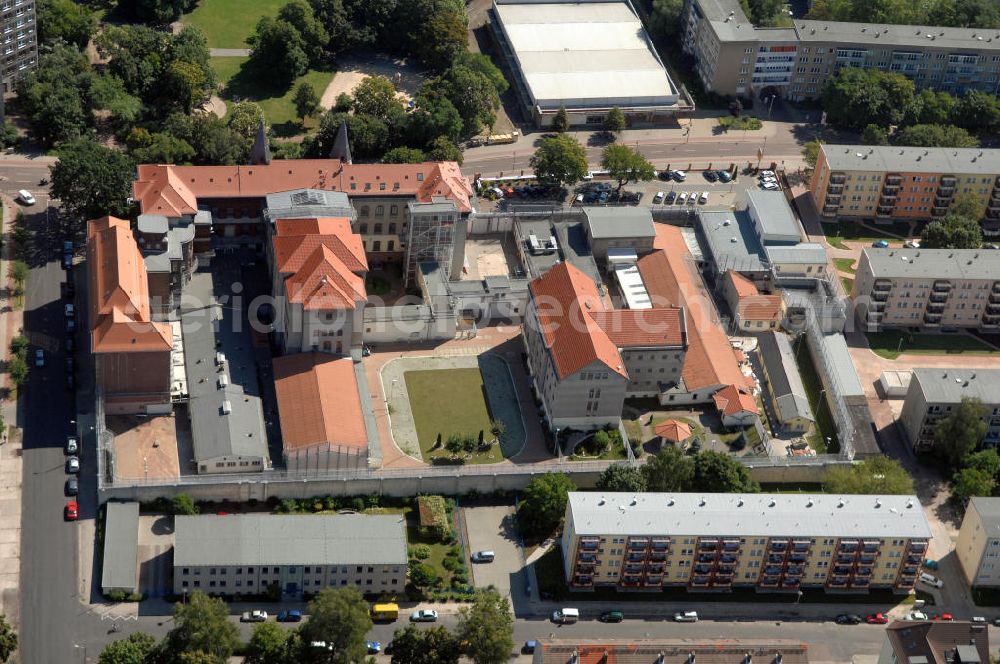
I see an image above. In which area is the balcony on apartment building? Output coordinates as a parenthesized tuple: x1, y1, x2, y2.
(885, 174, 903, 185)
(826, 181, 844, 195)
(924, 313, 942, 326)
(699, 539, 720, 552)
(578, 537, 599, 551)
(932, 206, 950, 217)
(572, 574, 594, 587)
(829, 174, 847, 185)
(838, 540, 859, 554)
(991, 282, 1000, 295)
(759, 575, 780, 588)
(628, 537, 650, 552)
(933, 280, 953, 292)
(876, 206, 894, 217)
(827, 576, 849, 588)
(823, 205, 840, 216)
(928, 292, 949, 304)
(982, 313, 1000, 328)
(690, 575, 711, 588)
(873, 279, 892, 291)
(644, 575, 663, 587)
(907, 540, 928, 554)
(621, 574, 642, 587)
(769, 539, 790, 553)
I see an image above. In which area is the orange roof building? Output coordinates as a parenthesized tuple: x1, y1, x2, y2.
(270, 217, 368, 356)
(273, 353, 370, 470)
(87, 216, 173, 414)
(722, 270, 785, 332)
(712, 384, 760, 425)
(654, 419, 693, 444)
(523, 262, 687, 430)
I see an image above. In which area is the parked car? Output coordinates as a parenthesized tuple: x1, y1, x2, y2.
(658, 170, 674, 181)
(277, 610, 302, 622)
(17, 190, 35, 205)
(599, 611, 625, 623)
(66, 456, 80, 474)
(717, 170, 733, 182)
(367, 642, 382, 654)
(904, 240, 921, 249)
(574, 193, 584, 204)
(703, 170, 718, 182)
(551, 608, 579, 624)
(653, 191, 665, 204)
(66, 318, 76, 333)
(933, 613, 954, 621)
(64, 500, 78, 521)
(907, 611, 929, 621)
(872, 240, 890, 248)
(865, 613, 889, 624)
(971, 616, 987, 624)
(674, 611, 698, 622)
(34, 349, 44, 367)
(760, 181, 780, 191)
(836, 614, 862, 625)
(677, 192, 688, 204)
(687, 193, 697, 205)
(240, 610, 268, 623)
(923, 559, 939, 570)
(919, 572, 943, 588)
(410, 609, 438, 622)
(665, 191, 677, 204)
(65, 303, 75, 318)
(699, 191, 709, 204)
(65, 477, 78, 496)
(522, 641, 538, 654)
(62, 253, 73, 270)
(65, 436, 78, 455)
(471, 550, 495, 563)
(672, 170, 687, 182)
(759, 170, 775, 178)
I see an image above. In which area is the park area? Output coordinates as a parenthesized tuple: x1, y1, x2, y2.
(388, 355, 526, 465)
(865, 330, 1000, 360)
(183, 0, 285, 48)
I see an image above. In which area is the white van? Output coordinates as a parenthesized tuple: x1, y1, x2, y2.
(919, 572, 943, 588)
(551, 608, 579, 624)
(471, 550, 495, 563)
(674, 611, 699, 622)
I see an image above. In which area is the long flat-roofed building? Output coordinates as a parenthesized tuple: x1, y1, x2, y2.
(899, 368, 1000, 451)
(853, 248, 1000, 332)
(811, 145, 1000, 230)
(562, 491, 931, 593)
(492, 0, 687, 127)
(173, 514, 407, 597)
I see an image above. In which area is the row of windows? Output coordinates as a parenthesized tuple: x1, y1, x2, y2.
(358, 222, 399, 234)
(213, 459, 263, 468)
(358, 205, 399, 218)
(181, 565, 397, 575)
(182, 578, 399, 589)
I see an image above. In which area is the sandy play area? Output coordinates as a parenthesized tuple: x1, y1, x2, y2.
(321, 52, 427, 109)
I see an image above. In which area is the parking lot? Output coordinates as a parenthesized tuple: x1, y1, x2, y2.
(462, 505, 527, 600)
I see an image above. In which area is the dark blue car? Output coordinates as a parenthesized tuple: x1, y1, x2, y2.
(277, 610, 302, 622)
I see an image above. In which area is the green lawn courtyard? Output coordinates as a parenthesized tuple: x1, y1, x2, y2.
(211, 57, 334, 135)
(865, 330, 1000, 360)
(183, 0, 287, 48)
(834, 257, 856, 274)
(821, 220, 913, 250)
(404, 368, 504, 464)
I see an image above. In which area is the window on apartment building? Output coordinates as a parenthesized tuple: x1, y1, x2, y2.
(388, 223, 396, 234)
(376, 205, 385, 216)
(360, 206, 370, 217)
(387, 240, 395, 251)
(373, 223, 383, 234)
(373, 240, 381, 251)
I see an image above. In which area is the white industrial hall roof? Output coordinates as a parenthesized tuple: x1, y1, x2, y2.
(494, 0, 679, 111)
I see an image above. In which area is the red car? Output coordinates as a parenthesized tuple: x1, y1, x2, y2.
(935, 613, 954, 621)
(64, 500, 78, 521)
(865, 613, 889, 624)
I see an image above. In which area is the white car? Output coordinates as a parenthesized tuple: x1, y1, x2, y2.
(241, 610, 268, 622)
(410, 609, 439, 622)
(906, 611, 929, 621)
(677, 192, 688, 204)
(65, 303, 75, 318)
(904, 240, 921, 249)
(674, 611, 699, 622)
(17, 190, 35, 205)
(759, 170, 775, 178)
(687, 193, 697, 205)
(653, 191, 665, 204)
(66, 456, 80, 474)
(760, 181, 780, 191)
(919, 572, 943, 588)
(699, 191, 709, 204)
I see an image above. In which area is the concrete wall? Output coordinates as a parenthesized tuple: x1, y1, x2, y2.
(99, 458, 849, 503)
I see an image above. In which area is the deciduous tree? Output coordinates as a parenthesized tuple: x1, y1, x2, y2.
(247, 17, 309, 83)
(37, 0, 96, 49)
(691, 450, 759, 493)
(50, 138, 135, 221)
(530, 134, 588, 187)
(426, 136, 463, 165)
(596, 463, 648, 492)
(603, 107, 626, 136)
(516, 473, 576, 537)
(551, 106, 569, 133)
(456, 591, 514, 664)
(300, 587, 373, 664)
(0, 616, 16, 664)
(920, 214, 983, 249)
(935, 396, 988, 468)
(97, 632, 156, 664)
(293, 82, 321, 124)
(161, 592, 239, 663)
(893, 124, 978, 148)
(352, 75, 403, 123)
(642, 446, 695, 492)
(244, 622, 295, 664)
(823, 455, 914, 494)
(822, 67, 914, 131)
(601, 144, 655, 192)
(390, 625, 460, 664)
(278, 0, 330, 65)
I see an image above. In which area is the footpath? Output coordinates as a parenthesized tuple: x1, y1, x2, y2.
(0, 194, 24, 626)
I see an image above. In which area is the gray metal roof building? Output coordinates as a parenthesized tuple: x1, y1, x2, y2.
(695, 210, 769, 275)
(765, 243, 828, 265)
(101, 502, 140, 594)
(745, 190, 802, 245)
(757, 331, 815, 425)
(820, 145, 1000, 175)
(173, 514, 408, 567)
(909, 368, 1000, 405)
(493, 0, 679, 112)
(264, 188, 355, 222)
(566, 492, 932, 538)
(860, 247, 1000, 280)
(583, 207, 655, 240)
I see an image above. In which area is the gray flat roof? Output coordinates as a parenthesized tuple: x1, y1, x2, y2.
(795, 20, 1000, 50)
(766, 243, 828, 264)
(817, 332, 865, 397)
(820, 145, 1000, 175)
(757, 332, 814, 422)
(568, 492, 932, 538)
(494, 0, 678, 109)
(584, 206, 655, 239)
(173, 514, 408, 567)
(861, 247, 1000, 281)
(910, 368, 1000, 405)
(696, 210, 768, 273)
(971, 497, 1000, 531)
(265, 188, 354, 221)
(101, 502, 139, 592)
(746, 190, 801, 243)
(181, 261, 268, 464)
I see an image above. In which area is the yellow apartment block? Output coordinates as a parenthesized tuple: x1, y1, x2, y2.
(562, 492, 931, 594)
(956, 497, 1000, 588)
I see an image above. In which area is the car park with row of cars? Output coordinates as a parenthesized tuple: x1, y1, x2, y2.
(758, 170, 780, 191)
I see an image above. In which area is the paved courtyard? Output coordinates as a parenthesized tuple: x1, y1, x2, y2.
(462, 505, 527, 602)
(320, 52, 427, 109)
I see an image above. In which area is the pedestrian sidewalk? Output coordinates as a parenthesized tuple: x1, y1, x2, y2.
(0, 194, 25, 626)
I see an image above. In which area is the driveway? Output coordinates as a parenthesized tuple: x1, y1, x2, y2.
(462, 506, 527, 601)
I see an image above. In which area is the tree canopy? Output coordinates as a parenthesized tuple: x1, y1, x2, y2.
(823, 456, 914, 494)
(642, 446, 695, 492)
(50, 138, 135, 221)
(805, 0, 1000, 28)
(37, 0, 96, 49)
(893, 124, 979, 148)
(596, 463, 648, 492)
(98, 632, 156, 664)
(934, 396, 988, 468)
(0, 616, 16, 664)
(601, 144, 655, 192)
(161, 592, 240, 663)
(391, 625, 461, 664)
(691, 450, 760, 493)
(920, 214, 983, 249)
(530, 134, 588, 187)
(456, 591, 514, 664)
(247, 17, 310, 83)
(300, 587, 373, 664)
(517, 473, 577, 537)
(822, 67, 915, 131)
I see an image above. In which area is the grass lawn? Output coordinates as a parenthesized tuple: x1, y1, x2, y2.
(211, 57, 335, 136)
(841, 276, 854, 294)
(822, 220, 910, 249)
(865, 330, 1000, 360)
(792, 336, 839, 454)
(183, 0, 287, 49)
(404, 368, 504, 464)
(834, 257, 856, 274)
(569, 433, 629, 461)
(405, 511, 461, 589)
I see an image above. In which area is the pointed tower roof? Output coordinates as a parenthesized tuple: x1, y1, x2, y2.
(249, 119, 271, 165)
(330, 120, 352, 164)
